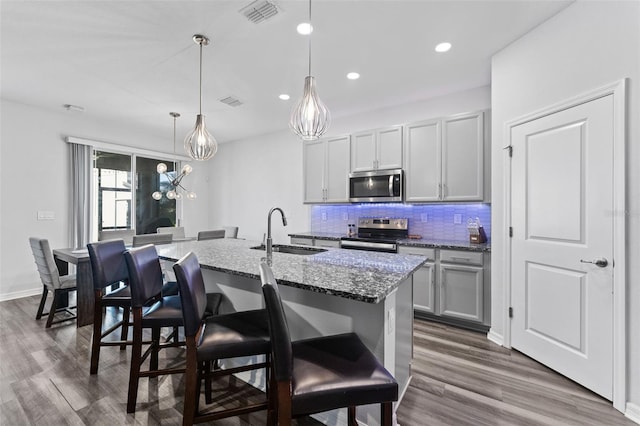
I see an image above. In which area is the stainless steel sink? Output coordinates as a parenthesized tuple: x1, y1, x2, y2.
(250, 244, 327, 255)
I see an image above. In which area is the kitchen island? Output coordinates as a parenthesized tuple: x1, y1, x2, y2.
(156, 238, 427, 426)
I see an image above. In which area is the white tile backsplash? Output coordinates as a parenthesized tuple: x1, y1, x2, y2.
(311, 203, 491, 242)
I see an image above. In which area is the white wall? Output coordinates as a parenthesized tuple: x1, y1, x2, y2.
(205, 86, 491, 243)
(0, 99, 211, 299)
(491, 0, 639, 414)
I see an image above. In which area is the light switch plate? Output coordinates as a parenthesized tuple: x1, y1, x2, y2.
(321, 212, 327, 221)
(421, 213, 428, 223)
(454, 214, 462, 224)
(343, 213, 348, 221)
(37, 210, 55, 220)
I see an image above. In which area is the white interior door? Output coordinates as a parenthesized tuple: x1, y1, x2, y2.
(511, 94, 614, 400)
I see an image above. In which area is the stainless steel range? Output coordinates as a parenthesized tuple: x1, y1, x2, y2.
(340, 217, 408, 253)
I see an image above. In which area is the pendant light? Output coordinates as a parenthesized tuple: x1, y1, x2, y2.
(184, 34, 218, 161)
(289, 0, 330, 141)
(152, 112, 197, 200)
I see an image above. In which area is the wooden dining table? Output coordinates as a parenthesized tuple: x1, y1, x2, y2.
(52, 247, 94, 327)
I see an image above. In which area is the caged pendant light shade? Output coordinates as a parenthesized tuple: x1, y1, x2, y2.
(290, 0, 330, 140)
(184, 34, 218, 161)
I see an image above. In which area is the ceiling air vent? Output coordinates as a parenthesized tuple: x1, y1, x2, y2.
(240, 1, 279, 24)
(219, 96, 243, 107)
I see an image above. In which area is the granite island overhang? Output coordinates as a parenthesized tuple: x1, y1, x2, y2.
(156, 238, 427, 426)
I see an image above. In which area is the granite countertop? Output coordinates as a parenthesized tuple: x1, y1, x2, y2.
(156, 238, 427, 304)
(288, 232, 491, 252)
(397, 238, 491, 252)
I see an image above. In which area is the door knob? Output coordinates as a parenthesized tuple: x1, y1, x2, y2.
(580, 258, 608, 268)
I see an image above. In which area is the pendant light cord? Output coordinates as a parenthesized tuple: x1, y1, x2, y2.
(308, 0, 312, 76)
(199, 41, 203, 114)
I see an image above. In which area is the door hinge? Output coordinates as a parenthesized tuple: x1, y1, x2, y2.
(509, 227, 513, 237)
(508, 307, 513, 318)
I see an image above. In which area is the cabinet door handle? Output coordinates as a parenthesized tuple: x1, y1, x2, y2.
(438, 183, 442, 199)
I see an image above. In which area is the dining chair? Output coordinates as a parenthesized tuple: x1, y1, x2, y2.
(258, 261, 398, 426)
(29, 238, 77, 328)
(173, 251, 270, 425)
(86, 239, 133, 374)
(196, 229, 225, 241)
(98, 229, 136, 245)
(132, 232, 173, 247)
(157, 226, 186, 239)
(124, 244, 186, 413)
(222, 226, 239, 239)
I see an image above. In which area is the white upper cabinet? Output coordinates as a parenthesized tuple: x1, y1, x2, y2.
(404, 119, 441, 202)
(303, 135, 351, 204)
(351, 126, 403, 172)
(303, 139, 326, 203)
(404, 111, 486, 202)
(442, 112, 484, 201)
(325, 135, 351, 203)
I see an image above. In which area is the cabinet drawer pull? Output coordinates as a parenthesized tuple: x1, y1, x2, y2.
(451, 256, 471, 262)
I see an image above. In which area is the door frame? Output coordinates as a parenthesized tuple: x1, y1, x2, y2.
(501, 79, 627, 411)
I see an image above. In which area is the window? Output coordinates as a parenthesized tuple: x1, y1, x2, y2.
(93, 151, 179, 239)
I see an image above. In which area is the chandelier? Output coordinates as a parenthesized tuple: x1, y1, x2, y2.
(152, 112, 197, 200)
(151, 163, 196, 200)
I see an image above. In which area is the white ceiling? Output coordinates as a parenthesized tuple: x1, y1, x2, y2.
(1, 0, 572, 144)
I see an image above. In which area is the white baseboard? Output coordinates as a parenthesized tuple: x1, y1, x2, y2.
(626, 402, 640, 425)
(0, 287, 41, 302)
(487, 328, 504, 346)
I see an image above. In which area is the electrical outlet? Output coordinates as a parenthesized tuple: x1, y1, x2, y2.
(421, 213, 428, 223)
(387, 307, 396, 334)
(343, 213, 348, 221)
(321, 212, 327, 221)
(454, 214, 462, 224)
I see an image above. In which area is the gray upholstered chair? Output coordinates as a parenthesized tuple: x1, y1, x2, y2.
(197, 229, 225, 241)
(223, 226, 239, 239)
(157, 226, 186, 239)
(29, 237, 77, 328)
(98, 229, 136, 245)
(132, 233, 173, 247)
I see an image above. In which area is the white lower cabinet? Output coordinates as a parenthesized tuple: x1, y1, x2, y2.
(398, 247, 436, 314)
(399, 246, 488, 327)
(439, 263, 483, 322)
(290, 237, 340, 248)
(314, 239, 341, 248)
(290, 237, 314, 246)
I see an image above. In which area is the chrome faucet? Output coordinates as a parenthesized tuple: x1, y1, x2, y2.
(266, 207, 288, 265)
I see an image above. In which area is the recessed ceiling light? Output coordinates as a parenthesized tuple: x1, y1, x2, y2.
(346, 72, 360, 80)
(435, 42, 452, 53)
(279, 94, 290, 100)
(297, 22, 313, 35)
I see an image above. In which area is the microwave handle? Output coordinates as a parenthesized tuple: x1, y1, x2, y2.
(388, 175, 394, 197)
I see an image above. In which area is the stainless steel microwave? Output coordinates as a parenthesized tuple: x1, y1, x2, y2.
(349, 169, 404, 203)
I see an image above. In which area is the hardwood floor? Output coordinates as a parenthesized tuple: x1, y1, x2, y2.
(0, 294, 634, 425)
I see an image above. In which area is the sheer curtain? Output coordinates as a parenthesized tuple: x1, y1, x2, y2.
(69, 143, 93, 248)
